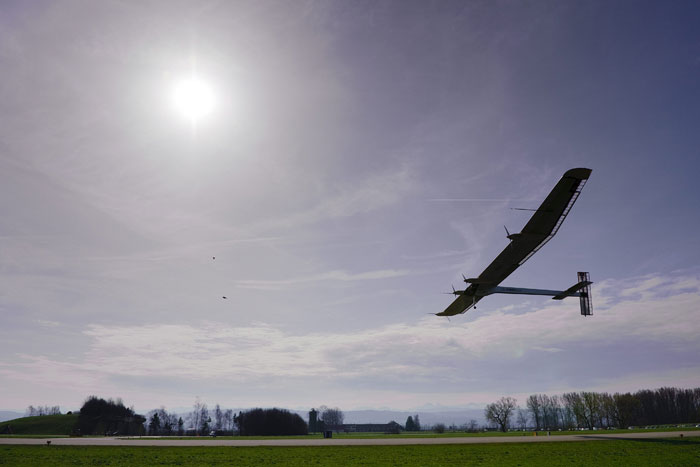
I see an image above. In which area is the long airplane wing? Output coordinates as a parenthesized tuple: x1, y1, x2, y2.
(440, 293, 477, 317)
(438, 168, 591, 316)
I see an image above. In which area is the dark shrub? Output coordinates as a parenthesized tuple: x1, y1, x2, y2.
(236, 408, 307, 436)
(76, 396, 145, 435)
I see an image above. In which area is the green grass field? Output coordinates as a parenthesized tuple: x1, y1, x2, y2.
(0, 414, 78, 436)
(131, 426, 700, 441)
(2, 426, 696, 441)
(0, 417, 697, 441)
(1, 437, 699, 466)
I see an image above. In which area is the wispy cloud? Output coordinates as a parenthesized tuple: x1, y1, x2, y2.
(2, 272, 698, 406)
(234, 268, 411, 290)
(427, 198, 514, 202)
(250, 166, 416, 233)
(33, 319, 60, 328)
(401, 249, 472, 261)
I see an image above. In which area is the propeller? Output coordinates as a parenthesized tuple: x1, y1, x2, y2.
(504, 225, 521, 241)
(442, 285, 462, 295)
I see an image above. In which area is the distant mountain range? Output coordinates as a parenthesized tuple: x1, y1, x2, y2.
(341, 409, 486, 427)
(0, 411, 24, 423)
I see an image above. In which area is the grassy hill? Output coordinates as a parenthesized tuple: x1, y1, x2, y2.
(0, 413, 78, 435)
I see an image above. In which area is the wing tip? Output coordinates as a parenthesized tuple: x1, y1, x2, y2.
(563, 167, 592, 180)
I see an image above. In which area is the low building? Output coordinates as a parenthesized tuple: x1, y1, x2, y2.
(338, 421, 401, 433)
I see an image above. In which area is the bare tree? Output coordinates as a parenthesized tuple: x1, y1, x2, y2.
(26, 405, 61, 416)
(319, 406, 344, 430)
(526, 395, 542, 430)
(223, 409, 234, 432)
(550, 395, 565, 430)
(516, 408, 529, 430)
(563, 392, 587, 429)
(214, 404, 223, 431)
(484, 397, 517, 432)
(540, 394, 562, 430)
(156, 408, 176, 435)
(600, 392, 616, 428)
(581, 391, 602, 429)
(561, 400, 576, 430)
(189, 398, 208, 435)
(612, 392, 639, 429)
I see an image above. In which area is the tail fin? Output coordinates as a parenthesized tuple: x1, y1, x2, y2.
(578, 272, 593, 316)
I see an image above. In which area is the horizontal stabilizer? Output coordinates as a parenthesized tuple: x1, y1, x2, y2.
(551, 280, 592, 300)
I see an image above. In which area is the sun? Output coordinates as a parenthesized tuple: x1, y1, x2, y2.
(171, 77, 215, 123)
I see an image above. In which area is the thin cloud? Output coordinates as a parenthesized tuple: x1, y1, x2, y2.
(33, 319, 61, 328)
(234, 268, 411, 290)
(250, 166, 416, 233)
(2, 273, 698, 397)
(400, 250, 474, 264)
(427, 198, 513, 202)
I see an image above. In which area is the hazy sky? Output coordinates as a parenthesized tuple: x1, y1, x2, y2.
(2, 0, 700, 414)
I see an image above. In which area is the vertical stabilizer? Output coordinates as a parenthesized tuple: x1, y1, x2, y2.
(578, 272, 592, 316)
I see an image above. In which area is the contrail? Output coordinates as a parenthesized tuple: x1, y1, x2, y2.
(427, 198, 512, 202)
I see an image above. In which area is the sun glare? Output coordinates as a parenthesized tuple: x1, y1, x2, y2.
(171, 77, 215, 123)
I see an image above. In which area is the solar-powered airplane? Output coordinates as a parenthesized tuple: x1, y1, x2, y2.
(438, 168, 593, 317)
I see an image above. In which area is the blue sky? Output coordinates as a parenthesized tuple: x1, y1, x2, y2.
(1, 0, 699, 414)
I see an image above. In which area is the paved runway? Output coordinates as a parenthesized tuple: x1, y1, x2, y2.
(1, 431, 695, 447)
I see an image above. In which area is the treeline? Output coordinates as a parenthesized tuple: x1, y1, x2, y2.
(485, 387, 700, 432)
(145, 408, 185, 436)
(148, 402, 236, 436)
(525, 387, 700, 430)
(17, 396, 333, 437)
(25, 405, 61, 417)
(170, 399, 236, 435)
(149, 401, 308, 436)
